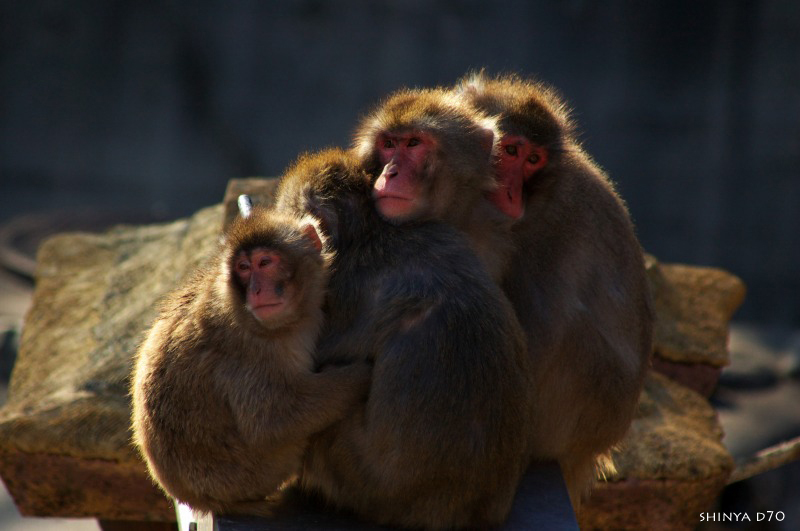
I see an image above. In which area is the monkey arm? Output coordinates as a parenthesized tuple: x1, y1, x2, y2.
(230, 363, 372, 446)
(314, 326, 373, 366)
(313, 288, 530, 491)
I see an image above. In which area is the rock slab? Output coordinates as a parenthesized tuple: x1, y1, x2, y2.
(646, 254, 746, 396)
(0, 204, 225, 520)
(581, 372, 735, 530)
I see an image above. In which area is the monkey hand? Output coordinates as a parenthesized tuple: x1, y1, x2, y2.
(321, 361, 373, 401)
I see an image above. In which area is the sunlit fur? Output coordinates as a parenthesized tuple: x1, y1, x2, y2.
(455, 71, 654, 509)
(353, 87, 515, 281)
(274, 148, 534, 530)
(131, 208, 370, 516)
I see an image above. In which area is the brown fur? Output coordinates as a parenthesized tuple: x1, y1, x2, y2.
(274, 148, 534, 530)
(353, 87, 516, 281)
(455, 72, 654, 505)
(131, 208, 370, 516)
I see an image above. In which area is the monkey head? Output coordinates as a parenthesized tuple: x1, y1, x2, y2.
(455, 71, 573, 220)
(275, 148, 376, 252)
(223, 208, 326, 332)
(492, 134, 548, 220)
(353, 88, 500, 227)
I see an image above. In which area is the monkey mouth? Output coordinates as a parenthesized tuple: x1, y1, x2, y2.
(373, 189, 413, 202)
(376, 195, 413, 206)
(249, 301, 285, 321)
(373, 191, 415, 220)
(486, 182, 525, 220)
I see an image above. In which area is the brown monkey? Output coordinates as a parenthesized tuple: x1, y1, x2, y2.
(353, 87, 516, 281)
(453, 72, 654, 504)
(131, 205, 370, 516)
(274, 149, 534, 530)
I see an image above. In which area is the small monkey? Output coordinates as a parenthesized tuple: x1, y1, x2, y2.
(274, 149, 533, 530)
(454, 72, 654, 504)
(131, 202, 370, 516)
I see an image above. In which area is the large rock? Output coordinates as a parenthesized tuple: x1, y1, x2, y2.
(0, 178, 738, 526)
(580, 372, 735, 530)
(647, 254, 746, 367)
(646, 254, 746, 396)
(0, 204, 225, 520)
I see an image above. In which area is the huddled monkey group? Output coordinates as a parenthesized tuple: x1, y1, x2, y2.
(131, 72, 654, 529)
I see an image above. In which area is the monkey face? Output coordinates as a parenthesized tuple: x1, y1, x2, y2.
(372, 131, 434, 223)
(233, 247, 298, 323)
(491, 135, 548, 220)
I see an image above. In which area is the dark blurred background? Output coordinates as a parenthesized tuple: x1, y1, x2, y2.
(1, 0, 798, 324)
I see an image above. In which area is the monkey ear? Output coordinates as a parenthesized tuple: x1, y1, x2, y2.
(301, 223, 323, 252)
(478, 124, 497, 157)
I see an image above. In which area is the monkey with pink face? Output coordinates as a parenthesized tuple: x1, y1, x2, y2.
(275, 146, 535, 530)
(131, 203, 371, 516)
(354, 77, 653, 508)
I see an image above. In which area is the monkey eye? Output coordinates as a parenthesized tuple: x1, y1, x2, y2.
(237, 261, 250, 271)
(528, 154, 540, 164)
(407, 137, 421, 147)
(258, 257, 272, 267)
(383, 139, 395, 149)
(504, 145, 518, 156)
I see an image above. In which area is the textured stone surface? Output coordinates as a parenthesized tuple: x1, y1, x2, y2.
(0, 205, 223, 518)
(580, 475, 730, 531)
(646, 254, 746, 367)
(650, 356, 722, 398)
(580, 372, 734, 530)
(1, 205, 223, 460)
(0, 449, 174, 521)
(607, 372, 733, 481)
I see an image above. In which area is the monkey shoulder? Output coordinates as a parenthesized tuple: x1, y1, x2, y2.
(408, 223, 506, 297)
(387, 221, 487, 271)
(371, 221, 523, 347)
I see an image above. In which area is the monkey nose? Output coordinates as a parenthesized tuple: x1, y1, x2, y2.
(250, 278, 261, 295)
(383, 163, 398, 178)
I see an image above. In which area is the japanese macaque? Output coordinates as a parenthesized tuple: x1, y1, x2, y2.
(131, 203, 371, 516)
(274, 149, 534, 530)
(353, 87, 516, 281)
(452, 72, 654, 504)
